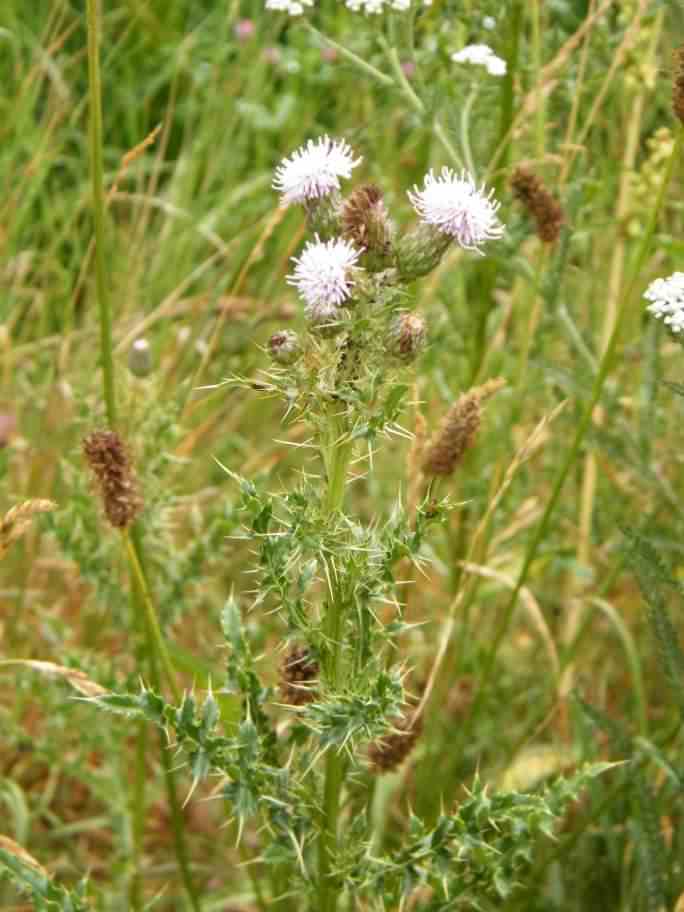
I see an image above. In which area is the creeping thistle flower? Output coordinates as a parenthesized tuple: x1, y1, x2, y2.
(408, 168, 504, 253)
(644, 272, 684, 333)
(273, 136, 361, 206)
(265, 0, 313, 15)
(287, 235, 361, 324)
(451, 43, 507, 77)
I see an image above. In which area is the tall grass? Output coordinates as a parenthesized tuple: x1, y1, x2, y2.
(1, 1, 684, 910)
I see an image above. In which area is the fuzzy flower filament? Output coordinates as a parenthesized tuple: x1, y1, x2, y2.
(288, 236, 361, 324)
(644, 272, 684, 333)
(408, 168, 504, 253)
(273, 136, 361, 206)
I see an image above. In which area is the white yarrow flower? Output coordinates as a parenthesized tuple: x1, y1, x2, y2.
(287, 236, 361, 323)
(451, 43, 507, 77)
(644, 272, 684, 333)
(273, 136, 361, 206)
(408, 168, 504, 252)
(345, 0, 412, 12)
(265, 0, 313, 14)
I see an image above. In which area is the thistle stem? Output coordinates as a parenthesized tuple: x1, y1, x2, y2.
(318, 416, 353, 912)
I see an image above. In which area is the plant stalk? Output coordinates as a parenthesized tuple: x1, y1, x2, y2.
(318, 416, 353, 912)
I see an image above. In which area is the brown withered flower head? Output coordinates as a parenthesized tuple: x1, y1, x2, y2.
(368, 712, 423, 774)
(511, 166, 564, 244)
(279, 645, 319, 706)
(341, 184, 392, 258)
(83, 430, 143, 529)
(423, 378, 505, 478)
(673, 46, 684, 125)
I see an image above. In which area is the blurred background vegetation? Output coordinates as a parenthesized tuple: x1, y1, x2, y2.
(3, 0, 684, 909)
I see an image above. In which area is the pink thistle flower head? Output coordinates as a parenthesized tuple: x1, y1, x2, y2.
(273, 136, 361, 206)
(644, 272, 684, 333)
(287, 236, 361, 324)
(407, 168, 504, 253)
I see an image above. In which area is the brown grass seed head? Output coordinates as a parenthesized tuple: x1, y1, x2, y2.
(82, 430, 142, 529)
(511, 166, 564, 244)
(673, 46, 684, 125)
(279, 644, 319, 706)
(368, 713, 423, 773)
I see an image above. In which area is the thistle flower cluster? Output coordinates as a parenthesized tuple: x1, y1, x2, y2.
(272, 136, 504, 333)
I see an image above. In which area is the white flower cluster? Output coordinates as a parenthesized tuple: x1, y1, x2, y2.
(644, 272, 684, 333)
(451, 43, 507, 77)
(275, 138, 504, 317)
(265, 0, 313, 14)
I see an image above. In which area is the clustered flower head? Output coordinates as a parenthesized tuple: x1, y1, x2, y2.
(408, 167, 504, 253)
(644, 272, 684, 333)
(265, 0, 313, 15)
(287, 235, 361, 324)
(451, 43, 507, 77)
(273, 136, 361, 206)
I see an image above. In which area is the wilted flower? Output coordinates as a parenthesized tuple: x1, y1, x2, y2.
(266, 0, 313, 15)
(273, 136, 361, 206)
(408, 168, 504, 253)
(644, 272, 684, 333)
(451, 43, 506, 77)
(268, 330, 301, 365)
(388, 312, 427, 362)
(287, 235, 361, 324)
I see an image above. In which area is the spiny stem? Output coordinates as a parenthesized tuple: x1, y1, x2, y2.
(318, 416, 353, 912)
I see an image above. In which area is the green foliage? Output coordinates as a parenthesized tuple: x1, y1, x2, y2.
(0, 845, 91, 912)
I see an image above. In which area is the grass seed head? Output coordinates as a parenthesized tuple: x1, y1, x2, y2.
(280, 644, 319, 706)
(82, 430, 142, 529)
(673, 46, 684, 124)
(368, 712, 422, 773)
(511, 166, 564, 244)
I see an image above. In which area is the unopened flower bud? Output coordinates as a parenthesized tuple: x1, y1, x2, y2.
(394, 223, 451, 282)
(268, 330, 301, 365)
(128, 338, 153, 378)
(388, 311, 426, 362)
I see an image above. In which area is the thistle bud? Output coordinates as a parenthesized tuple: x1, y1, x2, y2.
(279, 645, 319, 706)
(303, 193, 343, 239)
(394, 223, 451, 282)
(83, 430, 142, 529)
(674, 46, 684, 124)
(268, 330, 301, 365)
(128, 338, 153, 378)
(387, 312, 427, 362)
(367, 712, 422, 773)
(511, 167, 564, 244)
(422, 377, 505, 478)
(341, 184, 393, 270)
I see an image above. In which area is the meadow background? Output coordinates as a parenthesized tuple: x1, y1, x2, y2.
(2, 0, 684, 909)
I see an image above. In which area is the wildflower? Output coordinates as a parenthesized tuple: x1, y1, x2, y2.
(644, 272, 684, 333)
(273, 136, 361, 206)
(234, 19, 256, 41)
(287, 236, 361, 324)
(511, 166, 564, 244)
(451, 43, 506, 77)
(368, 713, 422, 773)
(265, 0, 313, 15)
(280, 645, 319, 706)
(268, 330, 301, 365)
(423, 378, 505, 477)
(388, 312, 427, 362)
(408, 168, 504, 253)
(83, 430, 143, 529)
(345, 0, 410, 11)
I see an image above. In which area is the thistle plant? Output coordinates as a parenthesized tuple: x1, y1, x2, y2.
(69, 137, 611, 912)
